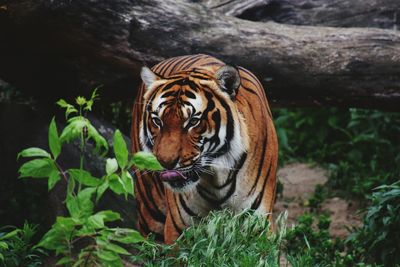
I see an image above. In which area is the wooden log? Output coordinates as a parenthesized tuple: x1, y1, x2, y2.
(1, 0, 400, 110)
(203, 0, 400, 30)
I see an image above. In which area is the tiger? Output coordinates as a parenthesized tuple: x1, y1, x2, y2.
(131, 54, 278, 244)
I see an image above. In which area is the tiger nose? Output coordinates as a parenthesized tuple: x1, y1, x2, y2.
(158, 157, 179, 170)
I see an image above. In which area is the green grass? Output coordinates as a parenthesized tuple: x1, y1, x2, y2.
(0, 223, 44, 267)
(129, 210, 378, 267)
(130, 210, 287, 266)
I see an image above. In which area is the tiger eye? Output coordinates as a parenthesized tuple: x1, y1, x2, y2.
(188, 118, 200, 127)
(152, 117, 162, 127)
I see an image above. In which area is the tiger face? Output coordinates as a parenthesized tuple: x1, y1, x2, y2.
(139, 66, 248, 192)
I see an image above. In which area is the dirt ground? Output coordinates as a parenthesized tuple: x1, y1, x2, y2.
(274, 163, 363, 238)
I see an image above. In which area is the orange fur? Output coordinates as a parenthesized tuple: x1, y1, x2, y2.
(131, 54, 278, 243)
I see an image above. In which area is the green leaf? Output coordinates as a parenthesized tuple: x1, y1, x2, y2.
(19, 158, 57, 178)
(84, 100, 94, 111)
(59, 116, 87, 143)
(71, 258, 85, 267)
(131, 151, 164, 171)
(17, 147, 51, 159)
(96, 210, 121, 222)
(69, 169, 101, 186)
(86, 123, 109, 156)
(66, 194, 80, 218)
(97, 251, 123, 267)
(104, 243, 130, 255)
(121, 171, 134, 197)
(96, 181, 109, 203)
(90, 88, 99, 101)
(276, 128, 291, 152)
(0, 241, 8, 250)
(60, 116, 108, 155)
(56, 99, 70, 108)
(109, 174, 125, 195)
(75, 225, 96, 237)
(87, 211, 120, 229)
(113, 230, 144, 244)
(106, 158, 118, 175)
(37, 217, 79, 251)
(66, 188, 96, 219)
(56, 99, 78, 119)
(67, 174, 76, 196)
(113, 130, 128, 169)
(0, 229, 20, 240)
(77, 188, 96, 213)
(75, 96, 86, 106)
(48, 170, 61, 191)
(49, 117, 61, 159)
(56, 256, 73, 265)
(87, 214, 105, 229)
(96, 250, 119, 261)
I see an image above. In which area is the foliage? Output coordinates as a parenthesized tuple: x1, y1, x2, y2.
(308, 184, 329, 211)
(285, 213, 381, 267)
(348, 182, 400, 266)
(0, 223, 44, 267)
(131, 151, 164, 171)
(17, 91, 147, 266)
(285, 213, 341, 266)
(273, 108, 400, 199)
(131, 210, 288, 267)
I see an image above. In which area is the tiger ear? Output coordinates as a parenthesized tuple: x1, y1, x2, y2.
(215, 65, 241, 98)
(141, 66, 158, 89)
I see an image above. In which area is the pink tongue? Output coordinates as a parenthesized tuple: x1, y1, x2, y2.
(159, 170, 186, 182)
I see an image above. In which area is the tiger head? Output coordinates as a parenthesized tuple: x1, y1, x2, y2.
(139, 66, 248, 192)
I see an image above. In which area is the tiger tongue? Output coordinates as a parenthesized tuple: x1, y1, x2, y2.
(159, 170, 187, 182)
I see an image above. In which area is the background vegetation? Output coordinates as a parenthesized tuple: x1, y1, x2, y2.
(1, 84, 399, 266)
(274, 108, 400, 200)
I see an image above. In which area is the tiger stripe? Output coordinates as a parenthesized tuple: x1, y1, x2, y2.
(131, 54, 278, 243)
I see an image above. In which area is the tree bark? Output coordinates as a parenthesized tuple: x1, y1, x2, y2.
(1, 0, 400, 110)
(202, 0, 400, 30)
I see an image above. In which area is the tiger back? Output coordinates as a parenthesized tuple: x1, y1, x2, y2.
(131, 54, 278, 244)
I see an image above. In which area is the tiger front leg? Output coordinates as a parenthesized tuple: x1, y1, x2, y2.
(163, 191, 191, 244)
(164, 212, 183, 244)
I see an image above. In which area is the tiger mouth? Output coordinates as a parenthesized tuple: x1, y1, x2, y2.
(159, 170, 199, 189)
(159, 170, 187, 182)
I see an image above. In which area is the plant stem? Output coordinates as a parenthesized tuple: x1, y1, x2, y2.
(78, 115, 87, 193)
(54, 161, 77, 197)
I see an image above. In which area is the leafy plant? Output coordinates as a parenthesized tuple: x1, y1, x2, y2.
(348, 182, 400, 266)
(0, 223, 44, 267)
(285, 213, 377, 267)
(274, 108, 400, 200)
(131, 152, 163, 171)
(17, 91, 148, 266)
(285, 213, 336, 265)
(308, 184, 329, 211)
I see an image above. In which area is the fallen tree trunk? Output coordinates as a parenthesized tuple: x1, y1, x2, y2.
(203, 0, 400, 30)
(1, 0, 400, 110)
